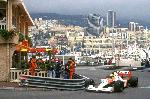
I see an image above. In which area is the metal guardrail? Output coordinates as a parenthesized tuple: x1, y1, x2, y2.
(10, 68, 95, 90)
(20, 75, 86, 91)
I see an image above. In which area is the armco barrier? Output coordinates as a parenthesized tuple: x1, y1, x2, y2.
(20, 75, 86, 91)
(10, 68, 95, 88)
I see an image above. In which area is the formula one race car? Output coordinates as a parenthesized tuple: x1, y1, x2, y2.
(113, 71, 138, 88)
(86, 71, 138, 93)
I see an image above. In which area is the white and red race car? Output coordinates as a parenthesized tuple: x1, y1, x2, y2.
(114, 71, 138, 87)
(86, 71, 138, 93)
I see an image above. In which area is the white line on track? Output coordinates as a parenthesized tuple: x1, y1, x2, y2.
(139, 86, 150, 88)
(76, 67, 96, 70)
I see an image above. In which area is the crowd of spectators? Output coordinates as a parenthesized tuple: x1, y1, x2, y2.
(28, 56, 76, 79)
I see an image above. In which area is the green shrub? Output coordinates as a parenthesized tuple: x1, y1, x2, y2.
(0, 29, 17, 40)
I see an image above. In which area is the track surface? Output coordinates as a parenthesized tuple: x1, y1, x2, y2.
(0, 66, 150, 99)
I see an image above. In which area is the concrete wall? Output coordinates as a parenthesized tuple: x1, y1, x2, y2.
(0, 43, 15, 81)
(0, 35, 18, 81)
(116, 59, 141, 67)
(0, 44, 8, 81)
(0, 0, 33, 81)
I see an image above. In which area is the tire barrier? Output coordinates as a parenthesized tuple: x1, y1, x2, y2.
(19, 74, 93, 91)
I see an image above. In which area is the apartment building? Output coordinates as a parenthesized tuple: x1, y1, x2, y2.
(0, 0, 33, 81)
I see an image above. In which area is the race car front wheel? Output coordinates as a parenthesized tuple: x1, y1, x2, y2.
(128, 76, 138, 87)
(113, 80, 124, 92)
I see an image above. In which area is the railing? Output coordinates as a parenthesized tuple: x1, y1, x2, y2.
(0, 17, 6, 30)
(0, 22, 6, 30)
(10, 68, 48, 82)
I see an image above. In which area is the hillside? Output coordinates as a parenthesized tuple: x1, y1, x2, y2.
(30, 13, 150, 28)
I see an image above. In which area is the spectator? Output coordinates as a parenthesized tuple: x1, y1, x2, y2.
(68, 58, 76, 79)
(29, 56, 37, 76)
(145, 59, 150, 67)
(46, 60, 54, 77)
(64, 62, 70, 79)
(51, 58, 56, 77)
(55, 61, 62, 78)
(104, 60, 107, 65)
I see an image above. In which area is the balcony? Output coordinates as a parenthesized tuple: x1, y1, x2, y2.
(0, 21, 19, 44)
(0, 17, 6, 30)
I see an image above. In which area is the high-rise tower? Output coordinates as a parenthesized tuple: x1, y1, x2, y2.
(128, 22, 144, 31)
(107, 10, 116, 28)
(86, 14, 103, 37)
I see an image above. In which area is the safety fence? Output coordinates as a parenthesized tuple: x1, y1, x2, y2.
(20, 75, 86, 91)
(10, 68, 48, 82)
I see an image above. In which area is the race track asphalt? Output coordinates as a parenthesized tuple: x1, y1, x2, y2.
(0, 66, 150, 99)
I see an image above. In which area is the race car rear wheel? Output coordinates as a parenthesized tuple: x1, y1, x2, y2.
(113, 80, 124, 92)
(128, 76, 138, 87)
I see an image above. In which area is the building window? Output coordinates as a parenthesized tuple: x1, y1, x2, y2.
(99, 40, 102, 43)
(0, 2, 6, 20)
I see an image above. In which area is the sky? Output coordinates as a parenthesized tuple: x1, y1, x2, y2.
(24, 0, 150, 20)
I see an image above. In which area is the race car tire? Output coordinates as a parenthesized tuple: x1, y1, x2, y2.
(128, 76, 138, 87)
(85, 79, 95, 88)
(113, 80, 124, 92)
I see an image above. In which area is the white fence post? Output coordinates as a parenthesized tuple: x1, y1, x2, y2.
(0, 21, 6, 30)
(10, 68, 48, 82)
